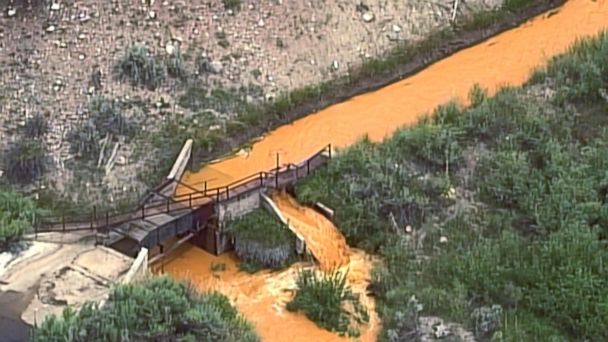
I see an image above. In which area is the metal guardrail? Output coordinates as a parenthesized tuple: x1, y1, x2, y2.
(35, 144, 332, 234)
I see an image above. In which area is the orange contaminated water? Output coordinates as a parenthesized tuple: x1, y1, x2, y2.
(272, 191, 350, 270)
(176, 0, 608, 196)
(165, 1, 608, 340)
(159, 244, 380, 342)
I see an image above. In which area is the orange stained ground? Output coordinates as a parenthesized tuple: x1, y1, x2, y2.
(176, 0, 608, 196)
(272, 191, 350, 270)
(158, 244, 380, 342)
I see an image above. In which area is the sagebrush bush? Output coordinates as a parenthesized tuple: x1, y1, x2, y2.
(115, 44, 165, 90)
(3, 140, 48, 184)
(33, 276, 260, 341)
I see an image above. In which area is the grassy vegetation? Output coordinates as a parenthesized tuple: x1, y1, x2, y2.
(287, 269, 368, 337)
(0, 188, 41, 250)
(295, 31, 608, 341)
(227, 209, 296, 272)
(115, 44, 166, 90)
(33, 276, 259, 342)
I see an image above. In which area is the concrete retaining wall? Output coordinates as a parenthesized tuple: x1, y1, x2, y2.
(217, 188, 262, 229)
(120, 247, 149, 284)
(260, 193, 307, 255)
(164, 139, 193, 197)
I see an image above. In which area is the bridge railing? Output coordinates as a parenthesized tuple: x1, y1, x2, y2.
(36, 144, 332, 234)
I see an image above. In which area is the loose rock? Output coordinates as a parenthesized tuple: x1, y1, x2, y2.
(362, 12, 375, 23)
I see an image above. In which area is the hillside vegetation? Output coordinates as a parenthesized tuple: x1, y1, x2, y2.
(296, 31, 608, 341)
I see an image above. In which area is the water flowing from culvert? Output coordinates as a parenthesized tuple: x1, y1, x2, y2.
(272, 191, 350, 270)
(165, 1, 608, 340)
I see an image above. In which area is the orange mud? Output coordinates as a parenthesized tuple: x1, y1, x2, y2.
(158, 244, 380, 342)
(272, 191, 350, 270)
(177, 0, 608, 196)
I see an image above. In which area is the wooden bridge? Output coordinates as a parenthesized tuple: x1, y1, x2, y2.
(35, 144, 332, 257)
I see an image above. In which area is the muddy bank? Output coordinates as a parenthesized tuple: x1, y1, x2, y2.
(197, 0, 565, 166)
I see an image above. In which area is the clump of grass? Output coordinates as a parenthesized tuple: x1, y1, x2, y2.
(287, 269, 368, 337)
(115, 44, 165, 90)
(228, 209, 296, 270)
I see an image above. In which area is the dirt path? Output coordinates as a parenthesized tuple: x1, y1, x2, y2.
(272, 191, 349, 270)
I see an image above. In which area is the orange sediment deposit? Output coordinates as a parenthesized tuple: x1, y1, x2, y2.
(272, 191, 350, 270)
(158, 244, 380, 342)
(175, 0, 608, 197)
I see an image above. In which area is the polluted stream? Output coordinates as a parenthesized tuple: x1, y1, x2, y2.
(163, 0, 608, 341)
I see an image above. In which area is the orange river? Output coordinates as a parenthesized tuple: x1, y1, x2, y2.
(162, 0, 608, 341)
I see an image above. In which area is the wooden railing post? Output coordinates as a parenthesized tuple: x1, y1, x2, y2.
(226, 186, 230, 199)
(141, 205, 145, 220)
(105, 211, 109, 232)
(307, 159, 310, 175)
(166, 199, 170, 212)
(62, 214, 65, 232)
(92, 206, 97, 230)
(189, 193, 192, 208)
(259, 172, 263, 186)
(328, 144, 332, 159)
(216, 188, 220, 202)
(204, 181, 207, 196)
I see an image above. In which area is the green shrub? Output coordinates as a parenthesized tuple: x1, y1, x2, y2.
(3, 140, 48, 184)
(0, 188, 39, 249)
(228, 209, 295, 270)
(33, 276, 259, 342)
(287, 269, 368, 337)
(115, 44, 165, 90)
